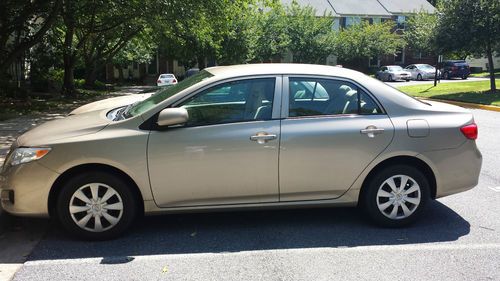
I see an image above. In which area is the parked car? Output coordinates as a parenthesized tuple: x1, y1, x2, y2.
(185, 68, 200, 78)
(376, 65, 411, 82)
(440, 60, 470, 80)
(1, 64, 481, 240)
(157, 73, 177, 86)
(405, 64, 440, 81)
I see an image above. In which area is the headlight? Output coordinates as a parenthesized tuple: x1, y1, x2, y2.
(7, 147, 51, 167)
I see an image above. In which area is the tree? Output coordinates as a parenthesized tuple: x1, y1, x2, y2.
(112, 30, 157, 83)
(436, 0, 500, 92)
(60, 0, 151, 96)
(285, 2, 336, 64)
(0, 0, 62, 78)
(252, 3, 290, 62)
(335, 21, 405, 64)
(404, 11, 438, 55)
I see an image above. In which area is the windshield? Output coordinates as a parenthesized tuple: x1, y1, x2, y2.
(125, 70, 213, 117)
(419, 65, 434, 70)
(388, 66, 403, 71)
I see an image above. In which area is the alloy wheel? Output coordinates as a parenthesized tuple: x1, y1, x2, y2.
(376, 175, 421, 220)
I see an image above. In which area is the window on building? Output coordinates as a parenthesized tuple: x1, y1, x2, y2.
(372, 17, 381, 24)
(345, 17, 361, 28)
(396, 15, 406, 29)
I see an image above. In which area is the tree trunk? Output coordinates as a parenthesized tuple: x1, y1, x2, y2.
(117, 64, 124, 84)
(84, 60, 98, 89)
(62, 54, 76, 97)
(486, 44, 496, 92)
(61, 0, 77, 98)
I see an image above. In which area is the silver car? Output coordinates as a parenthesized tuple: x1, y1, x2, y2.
(376, 65, 411, 82)
(0, 64, 482, 240)
(405, 64, 440, 81)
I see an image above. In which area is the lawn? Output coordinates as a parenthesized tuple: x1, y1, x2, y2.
(398, 80, 500, 106)
(470, 69, 500, 78)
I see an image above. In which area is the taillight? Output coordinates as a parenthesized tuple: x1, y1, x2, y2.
(157, 80, 161, 83)
(173, 79, 177, 83)
(460, 123, 478, 140)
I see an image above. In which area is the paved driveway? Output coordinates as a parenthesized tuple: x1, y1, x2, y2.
(386, 77, 489, 87)
(0, 108, 495, 281)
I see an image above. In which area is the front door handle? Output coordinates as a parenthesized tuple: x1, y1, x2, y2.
(360, 125, 384, 138)
(250, 132, 277, 144)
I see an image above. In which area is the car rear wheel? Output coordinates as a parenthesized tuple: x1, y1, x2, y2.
(388, 75, 393, 82)
(417, 74, 423, 81)
(56, 171, 137, 240)
(361, 165, 430, 227)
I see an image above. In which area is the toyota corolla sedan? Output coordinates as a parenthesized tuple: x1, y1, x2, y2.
(405, 64, 440, 81)
(376, 65, 411, 82)
(157, 73, 177, 87)
(0, 64, 482, 240)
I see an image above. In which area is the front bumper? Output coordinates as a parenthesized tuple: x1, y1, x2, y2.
(417, 140, 482, 198)
(0, 161, 60, 217)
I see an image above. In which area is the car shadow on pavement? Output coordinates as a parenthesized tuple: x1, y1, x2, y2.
(22, 200, 470, 262)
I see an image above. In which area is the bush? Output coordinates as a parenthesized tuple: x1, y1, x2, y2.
(30, 68, 64, 92)
(74, 79, 85, 88)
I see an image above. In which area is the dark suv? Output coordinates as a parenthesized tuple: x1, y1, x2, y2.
(440, 60, 470, 80)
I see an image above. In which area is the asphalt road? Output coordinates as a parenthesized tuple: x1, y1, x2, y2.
(8, 108, 500, 281)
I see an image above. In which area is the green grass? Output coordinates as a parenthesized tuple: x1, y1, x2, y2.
(398, 80, 500, 106)
(470, 70, 500, 78)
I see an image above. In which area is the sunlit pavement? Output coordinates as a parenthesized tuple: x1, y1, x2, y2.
(386, 76, 489, 87)
(1, 109, 499, 281)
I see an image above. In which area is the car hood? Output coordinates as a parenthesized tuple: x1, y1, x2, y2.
(69, 94, 152, 115)
(17, 110, 111, 147)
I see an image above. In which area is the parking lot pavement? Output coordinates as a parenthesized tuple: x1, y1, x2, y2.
(3, 109, 500, 281)
(386, 77, 489, 87)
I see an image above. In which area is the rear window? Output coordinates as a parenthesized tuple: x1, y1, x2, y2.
(160, 74, 175, 78)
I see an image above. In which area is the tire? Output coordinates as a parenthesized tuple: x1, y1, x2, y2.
(56, 171, 138, 240)
(388, 75, 393, 82)
(417, 74, 422, 81)
(361, 165, 430, 227)
(462, 75, 468, 80)
(443, 72, 450, 80)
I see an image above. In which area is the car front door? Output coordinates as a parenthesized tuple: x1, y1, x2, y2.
(279, 76, 394, 201)
(147, 76, 282, 207)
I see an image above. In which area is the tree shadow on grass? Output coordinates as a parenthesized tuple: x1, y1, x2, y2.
(23, 200, 470, 262)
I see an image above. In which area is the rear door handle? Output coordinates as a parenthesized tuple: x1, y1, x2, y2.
(250, 132, 277, 144)
(360, 126, 384, 138)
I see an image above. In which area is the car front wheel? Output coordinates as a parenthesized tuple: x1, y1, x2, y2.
(56, 171, 137, 240)
(361, 165, 430, 227)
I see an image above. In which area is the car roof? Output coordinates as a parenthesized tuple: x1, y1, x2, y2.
(204, 63, 365, 80)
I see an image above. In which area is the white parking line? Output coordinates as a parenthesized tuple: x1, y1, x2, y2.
(23, 243, 500, 266)
(488, 186, 500, 192)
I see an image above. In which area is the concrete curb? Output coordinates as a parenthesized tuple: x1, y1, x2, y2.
(421, 98, 500, 112)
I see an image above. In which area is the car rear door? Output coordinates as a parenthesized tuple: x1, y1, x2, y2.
(279, 76, 394, 201)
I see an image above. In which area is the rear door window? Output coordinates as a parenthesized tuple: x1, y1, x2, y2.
(288, 78, 382, 117)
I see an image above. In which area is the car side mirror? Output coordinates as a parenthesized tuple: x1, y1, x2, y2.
(157, 107, 189, 127)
